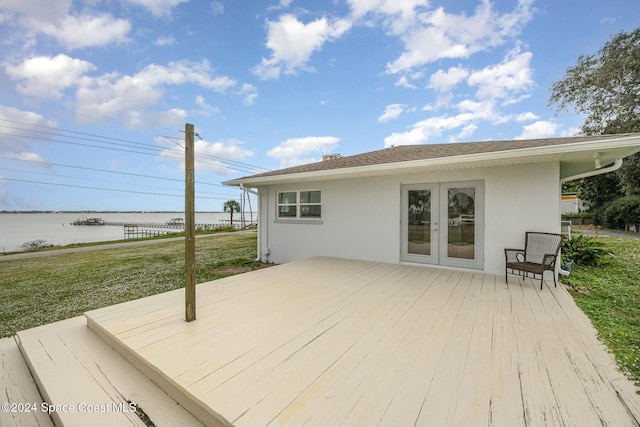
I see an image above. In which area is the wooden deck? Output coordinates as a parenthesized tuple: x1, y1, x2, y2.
(84, 257, 640, 427)
(1, 337, 54, 427)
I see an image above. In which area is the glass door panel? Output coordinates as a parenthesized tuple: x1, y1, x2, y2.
(447, 187, 475, 260)
(439, 181, 484, 270)
(407, 189, 431, 255)
(401, 184, 437, 264)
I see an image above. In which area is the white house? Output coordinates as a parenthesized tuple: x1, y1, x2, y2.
(225, 134, 640, 276)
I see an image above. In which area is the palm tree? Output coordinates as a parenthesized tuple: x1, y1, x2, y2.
(223, 200, 241, 226)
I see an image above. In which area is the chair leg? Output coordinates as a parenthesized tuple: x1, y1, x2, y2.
(540, 274, 544, 290)
(553, 271, 557, 287)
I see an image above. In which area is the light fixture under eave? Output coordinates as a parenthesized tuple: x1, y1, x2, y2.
(594, 152, 602, 169)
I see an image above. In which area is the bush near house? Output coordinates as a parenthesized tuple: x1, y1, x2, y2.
(561, 234, 611, 266)
(596, 195, 640, 231)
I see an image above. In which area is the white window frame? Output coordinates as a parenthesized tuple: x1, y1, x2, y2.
(276, 190, 322, 223)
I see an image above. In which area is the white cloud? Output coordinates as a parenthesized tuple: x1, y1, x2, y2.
(455, 99, 492, 115)
(3, 151, 48, 164)
(428, 66, 469, 92)
(386, 0, 534, 74)
(0, 105, 57, 167)
(134, 61, 236, 91)
(194, 95, 221, 116)
(38, 13, 131, 49)
(210, 1, 224, 16)
(0, 105, 56, 153)
(384, 49, 536, 147)
(395, 75, 417, 89)
(75, 60, 236, 127)
(516, 120, 557, 140)
(159, 138, 255, 176)
(467, 50, 534, 101)
(560, 127, 582, 137)
(5, 53, 244, 128)
(453, 124, 478, 142)
(515, 112, 539, 121)
(378, 104, 405, 123)
(383, 98, 503, 147)
(253, 14, 352, 80)
(125, 0, 189, 17)
(348, 0, 429, 34)
(0, 0, 130, 49)
(238, 83, 258, 106)
(384, 113, 478, 147)
(267, 136, 340, 167)
(5, 54, 96, 100)
(0, 0, 72, 26)
(155, 35, 176, 46)
(268, 0, 294, 11)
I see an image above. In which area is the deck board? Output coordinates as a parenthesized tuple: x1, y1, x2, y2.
(84, 257, 640, 427)
(0, 337, 54, 427)
(15, 317, 205, 427)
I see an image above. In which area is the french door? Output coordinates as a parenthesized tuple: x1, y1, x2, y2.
(401, 181, 484, 270)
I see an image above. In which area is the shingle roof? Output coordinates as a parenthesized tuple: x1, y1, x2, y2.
(235, 134, 631, 181)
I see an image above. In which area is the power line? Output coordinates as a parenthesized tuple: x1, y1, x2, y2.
(0, 156, 228, 188)
(0, 129, 262, 175)
(0, 118, 271, 175)
(0, 166, 240, 198)
(158, 135, 271, 173)
(2, 178, 238, 200)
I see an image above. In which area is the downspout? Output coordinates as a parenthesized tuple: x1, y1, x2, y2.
(560, 158, 623, 184)
(240, 183, 263, 262)
(556, 158, 623, 275)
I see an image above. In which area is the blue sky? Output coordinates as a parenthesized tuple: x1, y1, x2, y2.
(0, 0, 638, 211)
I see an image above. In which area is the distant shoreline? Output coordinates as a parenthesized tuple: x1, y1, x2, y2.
(0, 210, 228, 214)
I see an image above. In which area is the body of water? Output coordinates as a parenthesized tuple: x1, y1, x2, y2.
(0, 212, 255, 253)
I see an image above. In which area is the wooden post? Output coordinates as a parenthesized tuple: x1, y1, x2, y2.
(185, 123, 196, 322)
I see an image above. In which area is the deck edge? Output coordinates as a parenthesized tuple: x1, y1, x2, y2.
(84, 313, 230, 427)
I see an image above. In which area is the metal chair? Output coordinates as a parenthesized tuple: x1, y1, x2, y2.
(505, 232, 563, 290)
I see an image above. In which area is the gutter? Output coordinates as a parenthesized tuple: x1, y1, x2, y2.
(560, 158, 624, 183)
(240, 184, 263, 262)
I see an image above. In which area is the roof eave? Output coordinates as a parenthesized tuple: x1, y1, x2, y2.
(224, 135, 640, 187)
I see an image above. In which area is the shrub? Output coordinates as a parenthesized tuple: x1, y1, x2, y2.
(19, 240, 54, 252)
(561, 234, 611, 266)
(598, 195, 640, 230)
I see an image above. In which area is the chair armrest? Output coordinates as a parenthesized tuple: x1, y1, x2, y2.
(505, 248, 525, 262)
(542, 253, 558, 268)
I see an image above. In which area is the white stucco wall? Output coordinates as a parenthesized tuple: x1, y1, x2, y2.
(255, 162, 561, 276)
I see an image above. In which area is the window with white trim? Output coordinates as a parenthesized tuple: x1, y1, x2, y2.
(277, 190, 321, 219)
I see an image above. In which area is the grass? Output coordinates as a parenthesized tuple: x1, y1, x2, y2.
(0, 232, 258, 338)
(562, 234, 640, 388)
(5, 227, 246, 255)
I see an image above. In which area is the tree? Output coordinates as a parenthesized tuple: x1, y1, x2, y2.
(549, 28, 640, 136)
(550, 28, 640, 226)
(223, 200, 241, 226)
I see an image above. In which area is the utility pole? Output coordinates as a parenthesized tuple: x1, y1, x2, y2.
(185, 123, 196, 322)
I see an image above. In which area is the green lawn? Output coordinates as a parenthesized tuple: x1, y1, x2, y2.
(562, 234, 640, 388)
(0, 233, 258, 338)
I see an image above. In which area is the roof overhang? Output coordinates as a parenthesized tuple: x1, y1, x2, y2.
(224, 134, 640, 187)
